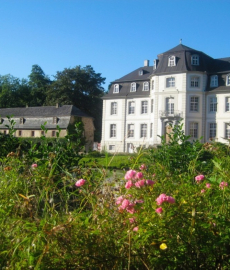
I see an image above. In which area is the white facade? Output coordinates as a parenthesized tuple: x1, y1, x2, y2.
(101, 44, 230, 152)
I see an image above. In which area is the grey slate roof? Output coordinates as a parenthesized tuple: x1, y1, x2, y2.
(0, 105, 92, 130)
(0, 105, 91, 118)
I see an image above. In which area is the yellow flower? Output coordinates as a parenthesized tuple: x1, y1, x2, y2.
(160, 243, 167, 250)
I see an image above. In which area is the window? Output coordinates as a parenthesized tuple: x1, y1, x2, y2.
(141, 101, 148, 114)
(110, 124, 116, 138)
(225, 124, 230, 139)
(166, 97, 174, 114)
(31, 131, 35, 137)
(152, 80, 154, 90)
(153, 59, 157, 70)
(191, 55, 199, 65)
(139, 70, 143, 76)
(130, 82, 136, 92)
(140, 124, 147, 138)
(109, 145, 115, 151)
(20, 118, 24, 124)
(3, 130, 7, 135)
(189, 122, 198, 138)
(209, 123, 216, 139)
(210, 75, 218, 87)
(128, 101, 135, 114)
(151, 99, 154, 113)
(190, 96, 199, 112)
(166, 77, 175, 87)
(209, 97, 217, 112)
(41, 131, 45, 136)
(150, 123, 153, 137)
(143, 82, 149, 91)
(111, 102, 117, 115)
(168, 56, 176, 67)
(53, 117, 57, 124)
(18, 130, 22, 137)
(127, 124, 134, 138)
(191, 76, 199, 88)
(113, 84, 119, 93)
(226, 97, 230, 112)
(52, 131, 56, 137)
(226, 75, 230, 86)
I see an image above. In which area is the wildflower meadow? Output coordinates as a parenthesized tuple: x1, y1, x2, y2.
(1, 122, 230, 269)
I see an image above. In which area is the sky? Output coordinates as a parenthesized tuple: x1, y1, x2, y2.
(0, 0, 230, 91)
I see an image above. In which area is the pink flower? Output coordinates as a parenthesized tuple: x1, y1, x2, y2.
(126, 203, 135, 214)
(121, 199, 130, 209)
(135, 180, 145, 188)
(31, 163, 37, 168)
(135, 172, 144, 180)
(135, 199, 144, 204)
(219, 181, 228, 190)
(156, 194, 175, 205)
(146, 179, 155, 186)
(133, 226, 138, 232)
(125, 170, 136, 180)
(75, 179, 86, 187)
(116, 196, 124, 205)
(156, 207, 163, 214)
(201, 189, 205, 193)
(139, 164, 146, 171)
(206, 183, 211, 188)
(129, 217, 136, 224)
(195, 175, 205, 182)
(125, 180, 133, 189)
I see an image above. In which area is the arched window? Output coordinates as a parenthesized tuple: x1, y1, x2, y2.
(113, 84, 119, 93)
(130, 82, 136, 92)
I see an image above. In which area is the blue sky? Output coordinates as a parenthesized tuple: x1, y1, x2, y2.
(0, 0, 229, 90)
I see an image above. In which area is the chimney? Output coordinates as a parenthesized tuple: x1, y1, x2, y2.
(56, 103, 59, 108)
(26, 104, 28, 108)
(144, 60, 149, 67)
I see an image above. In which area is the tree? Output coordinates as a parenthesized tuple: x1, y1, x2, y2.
(45, 65, 105, 141)
(28, 65, 51, 106)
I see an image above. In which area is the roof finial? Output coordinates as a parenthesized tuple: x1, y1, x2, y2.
(180, 39, 182, 44)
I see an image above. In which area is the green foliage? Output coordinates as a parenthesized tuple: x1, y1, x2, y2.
(1, 121, 230, 269)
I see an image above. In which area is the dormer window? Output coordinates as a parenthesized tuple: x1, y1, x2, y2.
(168, 56, 176, 67)
(153, 59, 157, 70)
(20, 117, 24, 124)
(143, 82, 149, 91)
(130, 82, 136, 92)
(226, 74, 230, 86)
(210, 75, 218, 87)
(191, 55, 199, 65)
(113, 84, 119, 93)
(139, 70, 143, 76)
(53, 117, 58, 124)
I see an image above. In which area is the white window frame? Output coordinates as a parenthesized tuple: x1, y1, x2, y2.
(225, 123, 230, 139)
(152, 80, 154, 90)
(209, 123, 217, 139)
(143, 82, 149, 91)
(113, 84, 119, 93)
(127, 124, 134, 138)
(111, 102, 117, 115)
(109, 145, 115, 151)
(128, 101, 135, 114)
(190, 96, 199, 112)
(190, 76, 199, 88)
(166, 77, 175, 88)
(210, 75, 218, 87)
(189, 122, 198, 139)
(226, 97, 230, 112)
(168, 56, 176, 67)
(141, 100, 148, 114)
(166, 97, 174, 114)
(209, 97, 217, 112)
(140, 124, 147, 138)
(151, 99, 154, 113)
(226, 74, 230, 86)
(130, 82, 136, 92)
(110, 124, 116, 138)
(191, 55, 199, 65)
